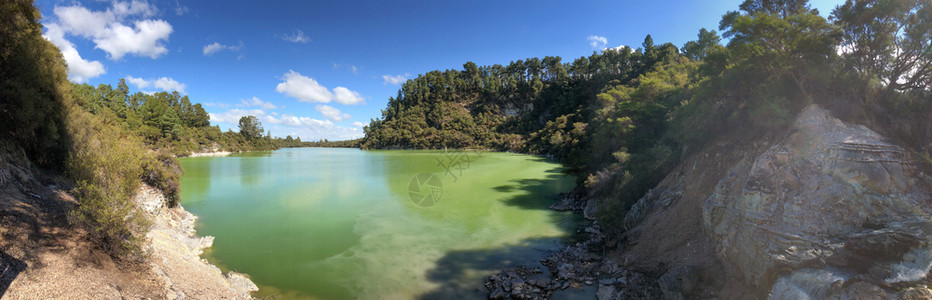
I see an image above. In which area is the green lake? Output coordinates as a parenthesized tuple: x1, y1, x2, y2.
(179, 148, 582, 299)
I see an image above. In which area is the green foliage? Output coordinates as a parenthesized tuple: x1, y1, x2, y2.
(721, 0, 840, 96)
(141, 150, 182, 207)
(682, 28, 722, 61)
(832, 0, 932, 92)
(65, 108, 151, 259)
(0, 0, 71, 167)
(238, 115, 264, 140)
(7, 0, 932, 247)
(305, 138, 363, 148)
(361, 37, 679, 154)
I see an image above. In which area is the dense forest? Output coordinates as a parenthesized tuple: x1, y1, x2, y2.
(0, 0, 313, 258)
(363, 0, 932, 232)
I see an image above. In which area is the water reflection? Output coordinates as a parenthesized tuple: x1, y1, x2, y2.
(238, 156, 262, 187)
(179, 158, 211, 203)
(178, 148, 579, 300)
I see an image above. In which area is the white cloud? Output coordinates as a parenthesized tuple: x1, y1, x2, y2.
(174, 1, 189, 16)
(51, 1, 172, 60)
(316, 105, 351, 121)
(604, 45, 633, 53)
(282, 30, 310, 44)
(587, 35, 608, 48)
(125, 75, 187, 94)
(275, 70, 366, 105)
(43, 24, 106, 82)
(203, 41, 243, 56)
(275, 70, 333, 103)
(238, 97, 278, 110)
(278, 124, 363, 141)
(209, 108, 279, 125)
(382, 73, 410, 85)
(203, 102, 230, 108)
(332, 86, 365, 105)
(351, 121, 367, 128)
(279, 114, 332, 128)
(53, 5, 110, 37)
(209, 108, 363, 141)
(95, 20, 173, 59)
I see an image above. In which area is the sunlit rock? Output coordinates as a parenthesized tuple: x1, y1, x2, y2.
(701, 104, 932, 294)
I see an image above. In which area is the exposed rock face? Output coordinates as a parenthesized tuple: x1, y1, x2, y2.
(136, 184, 258, 299)
(701, 105, 932, 296)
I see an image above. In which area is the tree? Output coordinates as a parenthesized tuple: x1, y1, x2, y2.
(720, 0, 840, 96)
(682, 28, 723, 61)
(833, 0, 932, 92)
(188, 103, 210, 127)
(238, 116, 264, 140)
(139, 93, 179, 139)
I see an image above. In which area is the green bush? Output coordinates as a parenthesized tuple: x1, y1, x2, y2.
(141, 149, 182, 207)
(66, 110, 151, 259)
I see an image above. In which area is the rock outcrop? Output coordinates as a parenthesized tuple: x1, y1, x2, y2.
(701, 104, 932, 297)
(136, 184, 258, 299)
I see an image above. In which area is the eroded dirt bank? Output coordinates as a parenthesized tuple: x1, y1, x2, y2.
(0, 143, 255, 299)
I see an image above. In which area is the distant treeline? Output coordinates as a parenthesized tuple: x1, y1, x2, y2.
(70, 82, 304, 156)
(363, 0, 932, 232)
(302, 138, 363, 148)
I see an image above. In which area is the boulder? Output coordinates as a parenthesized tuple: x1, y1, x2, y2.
(701, 105, 932, 293)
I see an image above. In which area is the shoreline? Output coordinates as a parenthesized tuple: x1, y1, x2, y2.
(136, 184, 259, 298)
(185, 151, 233, 157)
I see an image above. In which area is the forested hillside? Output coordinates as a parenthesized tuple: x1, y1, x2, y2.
(363, 0, 932, 232)
(69, 82, 304, 155)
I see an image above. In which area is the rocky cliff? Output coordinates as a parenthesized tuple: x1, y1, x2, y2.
(618, 104, 932, 298)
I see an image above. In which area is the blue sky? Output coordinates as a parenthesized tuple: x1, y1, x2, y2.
(35, 0, 844, 141)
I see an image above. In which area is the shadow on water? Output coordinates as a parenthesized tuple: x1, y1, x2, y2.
(0, 251, 26, 297)
(418, 164, 584, 300)
(417, 237, 565, 300)
(492, 172, 568, 211)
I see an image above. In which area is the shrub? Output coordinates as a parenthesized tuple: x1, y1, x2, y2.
(66, 110, 151, 259)
(141, 149, 182, 207)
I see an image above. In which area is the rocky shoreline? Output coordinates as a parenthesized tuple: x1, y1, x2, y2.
(185, 151, 233, 158)
(483, 221, 662, 299)
(135, 184, 258, 299)
(485, 188, 670, 300)
(489, 104, 932, 299)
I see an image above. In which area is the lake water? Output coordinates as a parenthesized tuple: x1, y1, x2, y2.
(179, 148, 581, 299)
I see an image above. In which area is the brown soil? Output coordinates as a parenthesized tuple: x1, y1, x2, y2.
(0, 174, 166, 299)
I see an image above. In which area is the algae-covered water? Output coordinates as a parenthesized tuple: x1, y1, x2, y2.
(179, 148, 581, 299)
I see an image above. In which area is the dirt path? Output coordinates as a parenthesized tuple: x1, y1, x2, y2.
(0, 168, 256, 299)
(0, 175, 166, 299)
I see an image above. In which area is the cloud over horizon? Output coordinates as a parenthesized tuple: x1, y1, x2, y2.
(208, 107, 362, 141)
(315, 105, 351, 121)
(275, 70, 365, 105)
